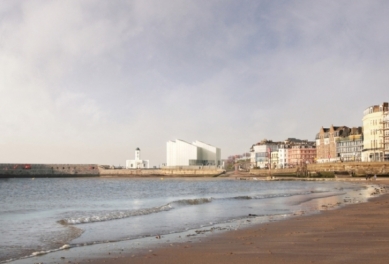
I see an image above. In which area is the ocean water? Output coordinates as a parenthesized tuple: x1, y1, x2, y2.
(0, 177, 376, 263)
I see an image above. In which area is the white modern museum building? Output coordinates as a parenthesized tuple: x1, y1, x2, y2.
(126, 148, 150, 169)
(166, 139, 221, 167)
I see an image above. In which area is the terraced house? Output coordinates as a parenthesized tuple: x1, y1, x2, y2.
(250, 138, 315, 169)
(336, 127, 363, 162)
(316, 126, 349, 163)
(287, 142, 316, 166)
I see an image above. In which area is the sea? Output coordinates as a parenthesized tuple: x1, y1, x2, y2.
(0, 177, 379, 263)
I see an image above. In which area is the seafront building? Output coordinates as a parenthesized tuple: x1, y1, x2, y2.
(362, 102, 389, 161)
(125, 148, 150, 169)
(277, 143, 289, 169)
(250, 140, 279, 168)
(250, 138, 315, 168)
(249, 103, 389, 164)
(287, 141, 316, 166)
(166, 139, 221, 167)
(315, 126, 350, 163)
(316, 125, 364, 163)
(270, 152, 279, 169)
(336, 127, 363, 161)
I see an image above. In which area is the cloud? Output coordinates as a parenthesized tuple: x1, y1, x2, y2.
(1, 0, 389, 165)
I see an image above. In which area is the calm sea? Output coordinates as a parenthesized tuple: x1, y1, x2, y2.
(0, 177, 376, 263)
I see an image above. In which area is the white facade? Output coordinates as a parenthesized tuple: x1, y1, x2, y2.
(362, 103, 388, 161)
(250, 143, 279, 168)
(278, 145, 288, 169)
(192, 140, 221, 165)
(126, 148, 150, 169)
(166, 139, 221, 167)
(167, 140, 198, 166)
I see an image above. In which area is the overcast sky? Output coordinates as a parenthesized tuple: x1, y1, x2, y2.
(1, 1, 389, 166)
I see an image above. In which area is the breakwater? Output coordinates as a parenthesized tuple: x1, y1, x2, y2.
(0, 163, 99, 178)
(0, 164, 224, 178)
(99, 167, 225, 177)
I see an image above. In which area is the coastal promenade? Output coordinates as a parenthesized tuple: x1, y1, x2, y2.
(249, 161, 389, 178)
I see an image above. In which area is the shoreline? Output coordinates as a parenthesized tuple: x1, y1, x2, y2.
(79, 180, 389, 264)
(6, 179, 388, 264)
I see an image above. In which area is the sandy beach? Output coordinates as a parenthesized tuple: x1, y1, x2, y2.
(76, 179, 389, 264)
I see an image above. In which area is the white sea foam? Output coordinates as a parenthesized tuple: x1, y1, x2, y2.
(59, 198, 217, 225)
(30, 244, 71, 259)
(59, 204, 173, 225)
(59, 244, 70, 250)
(31, 251, 48, 256)
(58, 192, 329, 225)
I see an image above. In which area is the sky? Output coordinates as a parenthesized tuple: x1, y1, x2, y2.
(1, 0, 389, 166)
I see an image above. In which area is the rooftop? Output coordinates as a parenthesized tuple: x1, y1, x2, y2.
(363, 102, 388, 116)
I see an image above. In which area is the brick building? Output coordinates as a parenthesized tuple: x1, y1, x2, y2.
(316, 125, 351, 163)
(287, 142, 316, 166)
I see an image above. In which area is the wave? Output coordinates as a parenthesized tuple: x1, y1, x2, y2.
(230, 190, 326, 200)
(2, 245, 71, 264)
(58, 198, 212, 225)
(173, 198, 212, 205)
(57, 191, 325, 226)
(58, 204, 172, 225)
(31, 244, 71, 257)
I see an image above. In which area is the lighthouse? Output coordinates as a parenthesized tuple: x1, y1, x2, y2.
(135, 147, 141, 160)
(125, 148, 150, 169)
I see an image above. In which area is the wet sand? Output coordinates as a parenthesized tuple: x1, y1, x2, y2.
(78, 179, 389, 264)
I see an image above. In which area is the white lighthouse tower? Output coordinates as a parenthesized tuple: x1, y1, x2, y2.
(126, 148, 150, 169)
(135, 147, 141, 161)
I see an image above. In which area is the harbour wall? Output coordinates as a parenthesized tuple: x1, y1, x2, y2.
(2, 162, 388, 178)
(0, 164, 99, 178)
(99, 167, 225, 177)
(307, 162, 389, 176)
(0, 163, 224, 178)
(250, 168, 296, 176)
